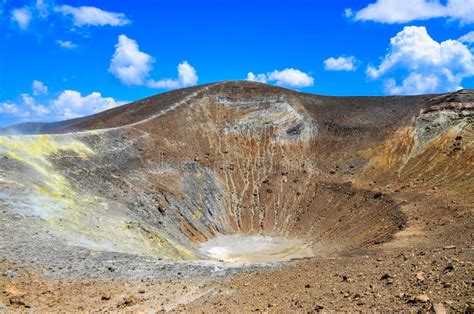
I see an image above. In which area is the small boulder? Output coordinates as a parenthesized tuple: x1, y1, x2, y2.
(443, 245, 456, 250)
(373, 192, 383, 199)
(431, 303, 447, 314)
(444, 263, 454, 273)
(380, 273, 391, 280)
(416, 272, 426, 282)
(415, 294, 430, 303)
(442, 282, 451, 288)
(101, 292, 111, 301)
(9, 297, 29, 308)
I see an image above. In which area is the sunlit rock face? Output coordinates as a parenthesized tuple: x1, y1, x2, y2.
(0, 82, 472, 265)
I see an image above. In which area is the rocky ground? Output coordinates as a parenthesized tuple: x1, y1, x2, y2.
(1, 180, 472, 312)
(1, 247, 472, 312)
(182, 248, 473, 312)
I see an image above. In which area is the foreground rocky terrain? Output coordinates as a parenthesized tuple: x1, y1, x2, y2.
(0, 81, 472, 312)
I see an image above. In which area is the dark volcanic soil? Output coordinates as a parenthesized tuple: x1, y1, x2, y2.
(0, 81, 472, 312)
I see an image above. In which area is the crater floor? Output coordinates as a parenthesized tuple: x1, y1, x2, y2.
(199, 235, 313, 263)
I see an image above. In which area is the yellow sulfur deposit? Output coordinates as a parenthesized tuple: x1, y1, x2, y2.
(0, 134, 197, 260)
(0, 134, 93, 208)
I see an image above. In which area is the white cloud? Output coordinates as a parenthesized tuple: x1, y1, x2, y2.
(147, 61, 198, 89)
(0, 94, 48, 120)
(20, 93, 50, 116)
(52, 90, 125, 119)
(367, 26, 474, 95)
(35, 0, 49, 18)
(32, 80, 48, 96)
(268, 69, 314, 87)
(0, 89, 126, 124)
(110, 35, 199, 90)
(109, 35, 154, 86)
(9, 1, 49, 32)
(246, 72, 268, 83)
(56, 40, 78, 49)
(0, 102, 22, 115)
(11, 7, 32, 30)
(55, 5, 130, 27)
(8, 3, 127, 36)
(324, 56, 358, 71)
(349, 0, 474, 24)
(459, 31, 474, 44)
(447, 0, 474, 24)
(246, 68, 314, 88)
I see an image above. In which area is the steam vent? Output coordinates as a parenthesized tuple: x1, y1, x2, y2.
(0, 81, 473, 311)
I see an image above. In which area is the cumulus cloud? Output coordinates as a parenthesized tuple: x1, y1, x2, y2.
(246, 73, 268, 83)
(147, 61, 198, 89)
(349, 0, 474, 24)
(11, 7, 32, 30)
(8, 3, 128, 35)
(20, 93, 50, 116)
(55, 5, 130, 27)
(324, 56, 358, 71)
(9, 1, 49, 31)
(367, 26, 474, 95)
(56, 40, 78, 49)
(0, 94, 49, 120)
(246, 68, 314, 88)
(109, 35, 154, 86)
(459, 31, 474, 44)
(109, 35, 199, 89)
(0, 89, 126, 125)
(32, 80, 48, 96)
(0, 102, 22, 115)
(52, 90, 125, 119)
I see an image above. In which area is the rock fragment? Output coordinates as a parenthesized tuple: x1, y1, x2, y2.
(415, 294, 430, 303)
(443, 245, 456, 250)
(101, 292, 111, 301)
(431, 303, 447, 314)
(416, 272, 426, 282)
(444, 263, 454, 273)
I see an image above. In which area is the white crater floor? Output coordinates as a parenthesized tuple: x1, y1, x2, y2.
(199, 234, 314, 263)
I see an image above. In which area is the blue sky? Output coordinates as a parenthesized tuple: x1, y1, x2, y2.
(1, 0, 473, 126)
